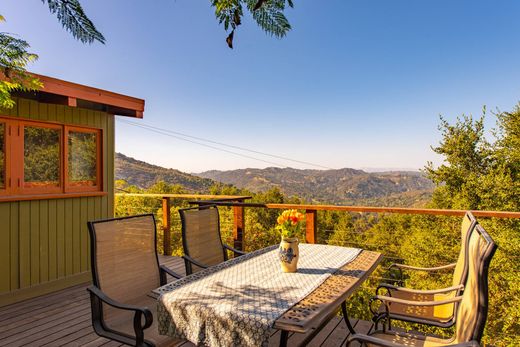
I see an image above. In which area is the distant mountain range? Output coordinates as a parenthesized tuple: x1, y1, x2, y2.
(115, 153, 215, 192)
(197, 167, 434, 205)
(115, 152, 434, 206)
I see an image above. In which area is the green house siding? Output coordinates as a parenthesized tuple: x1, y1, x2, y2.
(0, 98, 115, 306)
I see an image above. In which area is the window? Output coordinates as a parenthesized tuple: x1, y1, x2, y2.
(22, 123, 62, 193)
(65, 127, 101, 191)
(0, 116, 103, 197)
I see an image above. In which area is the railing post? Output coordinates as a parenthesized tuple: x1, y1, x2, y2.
(233, 203, 245, 252)
(162, 197, 172, 256)
(306, 209, 317, 244)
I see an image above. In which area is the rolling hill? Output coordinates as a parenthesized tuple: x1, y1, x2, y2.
(197, 167, 434, 204)
(115, 153, 216, 192)
(115, 153, 434, 206)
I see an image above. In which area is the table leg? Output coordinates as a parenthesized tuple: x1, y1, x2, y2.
(279, 330, 289, 347)
(341, 301, 356, 335)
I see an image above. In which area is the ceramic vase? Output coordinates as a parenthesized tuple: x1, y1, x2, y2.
(279, 237, 299, 272)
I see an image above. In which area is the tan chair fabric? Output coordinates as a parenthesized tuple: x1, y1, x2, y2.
(451, 212, 475, 287)
(455, 227, 487, 342)
(181, 207, 225, 273)
(378, 291, 456, 323)
(92, 215, 161, 322)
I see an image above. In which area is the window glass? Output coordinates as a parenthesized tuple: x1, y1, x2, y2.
(0, 123, 4, 189)
(68, 130, 97, 186)
(24, 126, 60, 187)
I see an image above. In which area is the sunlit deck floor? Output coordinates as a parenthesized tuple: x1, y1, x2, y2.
(0, 256, 374, 347)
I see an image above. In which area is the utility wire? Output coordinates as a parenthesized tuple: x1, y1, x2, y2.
(119, 120, 289, 167)
(119, 119, 334, 170)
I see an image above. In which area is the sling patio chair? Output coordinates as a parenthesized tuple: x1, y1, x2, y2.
(372, 212, 478, 329)
(179, 205, 246, 275)
(347, 224, 497, 347)
(87, 214, 184, 347)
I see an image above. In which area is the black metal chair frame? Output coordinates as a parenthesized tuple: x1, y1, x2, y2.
(87, 214, 182, 347)
(179, 205, 246, 275)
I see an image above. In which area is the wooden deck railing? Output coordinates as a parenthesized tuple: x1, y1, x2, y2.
(116, 193, 251, 254)
(192, 200, 520, 252)
(115, 193, 520, 254)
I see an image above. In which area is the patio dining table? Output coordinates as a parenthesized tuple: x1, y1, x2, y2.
(153, 244, 382, 347)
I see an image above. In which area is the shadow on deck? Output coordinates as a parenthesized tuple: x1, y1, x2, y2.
(0, 256, 374, 347)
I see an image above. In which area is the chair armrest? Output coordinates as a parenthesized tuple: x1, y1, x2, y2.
(376, 283, 464, 296)
(182, 255, 209, 269)
(159, 265, 183, 285)
(347, 334, 479, 347)
(87, 285, 153, 330)
(372, 294, 462, 307)
(223, 244, 246, 256)
(388, 262, 457, 272)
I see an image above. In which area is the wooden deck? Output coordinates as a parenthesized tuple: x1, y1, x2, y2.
(0, 256, 374, 347)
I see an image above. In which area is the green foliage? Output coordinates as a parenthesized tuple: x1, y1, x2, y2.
(420, 107, 520, 345)
(0, 16, 42, 109)
(0, 1, 103, 108)
(211, 0, 293, 48)
(116, 153, 216, 192)
(42, 0, 105, 44)
(425, 114, 490, 209)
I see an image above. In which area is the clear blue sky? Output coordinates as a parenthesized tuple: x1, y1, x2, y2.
(3, 1, 520, 172)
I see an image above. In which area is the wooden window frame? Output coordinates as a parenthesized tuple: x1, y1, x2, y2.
(64, 126, 102, 193)
(0, 119, 10, 196)
(0, 115, 103, 199)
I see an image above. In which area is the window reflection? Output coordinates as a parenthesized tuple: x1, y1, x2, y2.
(68, 131, 97, 186)
(24, 126, 60, 187)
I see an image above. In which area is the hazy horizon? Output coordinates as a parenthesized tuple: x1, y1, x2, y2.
(117, 151, 423, 174)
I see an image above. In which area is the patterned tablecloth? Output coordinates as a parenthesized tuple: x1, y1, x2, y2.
(157, 244, 361, 347)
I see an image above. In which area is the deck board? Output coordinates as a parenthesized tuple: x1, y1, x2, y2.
(0, 256, 374, 347)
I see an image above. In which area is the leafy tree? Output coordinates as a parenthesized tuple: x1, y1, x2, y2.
(212, 0, 293, 48)
(419, 107, 520, 345)
(1, 0, 104, 108)
(0, 16, 42, 109)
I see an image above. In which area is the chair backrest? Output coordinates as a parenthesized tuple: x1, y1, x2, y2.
(88, 214, 161, 319)
(179, 205, 227, 274)
(452, 212, 478, 287)
(455, 224, 497, 343)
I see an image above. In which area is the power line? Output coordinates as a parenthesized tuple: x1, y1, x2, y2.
(118, 119, 334, 170)
(119, 120, 289, 167)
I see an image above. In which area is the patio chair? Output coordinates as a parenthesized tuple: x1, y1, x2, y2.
(179, 205, 245, 275)
(87, 214, 184, 347)
(347, 224, 497, 347)
(372, 212, 477, 329)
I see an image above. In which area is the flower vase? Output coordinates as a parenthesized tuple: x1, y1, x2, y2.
(279, 237, 299, 273)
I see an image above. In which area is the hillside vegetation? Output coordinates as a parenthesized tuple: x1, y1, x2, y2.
(115, 153, 215, 192)
(198, 167, 434, 205)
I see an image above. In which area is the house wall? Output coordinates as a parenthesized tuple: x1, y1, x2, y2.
(0, 97, 115, 306)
